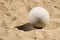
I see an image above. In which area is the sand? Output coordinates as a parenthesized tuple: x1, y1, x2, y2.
(0, 0, 60, 40)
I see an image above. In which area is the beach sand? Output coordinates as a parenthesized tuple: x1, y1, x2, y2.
(0, 0, 60, 40)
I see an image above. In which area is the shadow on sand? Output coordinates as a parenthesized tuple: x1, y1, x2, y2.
(15, 23, 43, 31)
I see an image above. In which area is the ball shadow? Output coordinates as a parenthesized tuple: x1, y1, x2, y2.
(15, 23, 43, 31)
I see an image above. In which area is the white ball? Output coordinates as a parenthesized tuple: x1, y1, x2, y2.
(29, 7, 49, 28)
